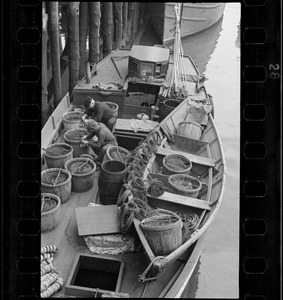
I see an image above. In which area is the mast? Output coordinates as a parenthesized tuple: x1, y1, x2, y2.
(166, 3, 190, 99)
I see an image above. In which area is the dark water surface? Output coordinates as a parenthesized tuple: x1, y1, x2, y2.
(178, 3, 241, 298)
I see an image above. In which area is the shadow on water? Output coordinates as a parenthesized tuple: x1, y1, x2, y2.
(181, 258, 201, 298)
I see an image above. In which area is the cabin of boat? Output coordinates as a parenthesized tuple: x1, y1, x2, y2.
(72, 44, 205, 119)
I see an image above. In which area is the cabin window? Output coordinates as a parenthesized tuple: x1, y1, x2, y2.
(140, 63, 154, 77)
(160, 63, 168, 77)
(128, 59, 139, 76)
(156, 64, 161, 76)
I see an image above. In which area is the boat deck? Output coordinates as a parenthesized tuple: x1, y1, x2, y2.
(41, 170, 196, 297)
(41, 127, 199, 298)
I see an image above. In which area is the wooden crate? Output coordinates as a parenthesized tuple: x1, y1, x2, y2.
(65, 253, 124, 297)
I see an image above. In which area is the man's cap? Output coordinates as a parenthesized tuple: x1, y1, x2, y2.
(86, 120, 99, 132)
(84, 97, 94, 109)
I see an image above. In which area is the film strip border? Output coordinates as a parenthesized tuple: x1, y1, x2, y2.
(2, 0, 42, 298)
(1, 0, 281, 299)
(240, 0, 281, 299)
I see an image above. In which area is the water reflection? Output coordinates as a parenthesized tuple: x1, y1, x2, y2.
(167, 15, 224, 74)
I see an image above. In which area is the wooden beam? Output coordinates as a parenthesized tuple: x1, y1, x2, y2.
(147, 191, 211, 211)
(133, 218, 155, 262)
(156, 146, 216, 168)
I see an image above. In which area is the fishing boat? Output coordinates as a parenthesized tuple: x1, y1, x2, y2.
(163, 2, 226, 45)
(40, 4, 226, 298)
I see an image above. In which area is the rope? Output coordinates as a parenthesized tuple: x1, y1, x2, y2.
(147, 178, 165, 198)
(136, 152, 149, 165)
(131, 176, 146, 191)
(151, 130, 162, 146)
(131, 188, 148, 203)
(146, 136, 158, 154)
(175, 211, 200, 231)
(120, 197, 159, 234)
(51, 169, 61, 185)
(138, 256, 166, 283)
(142, 143, 153, 158)
(115, 145, 124, 162)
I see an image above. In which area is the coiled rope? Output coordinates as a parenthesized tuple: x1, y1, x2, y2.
(147, 178, 165, 198)
(175, 211, 200, 231)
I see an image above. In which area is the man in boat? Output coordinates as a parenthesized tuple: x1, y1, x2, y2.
(82, 97, 117, 132)
(81, 119, 118, 167)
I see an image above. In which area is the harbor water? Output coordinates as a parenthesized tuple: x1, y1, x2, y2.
(178, 3, 240, 298)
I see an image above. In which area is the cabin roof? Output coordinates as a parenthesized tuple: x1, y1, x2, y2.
(129, 45, 170, 63)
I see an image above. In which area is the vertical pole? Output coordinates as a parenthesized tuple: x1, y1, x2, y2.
(102, 2, 113, 57)
(89, 2, 101, 66)
(122, 2, 128, 47)
(114, 2, 123, 49)
(67, 2, 80, 100)
(42, 1, 49, 126)
(79, 2, 89, 79)
(49, 2, 62, 108)
(131, 2, 140, 43)
(126, 2, 134, 46)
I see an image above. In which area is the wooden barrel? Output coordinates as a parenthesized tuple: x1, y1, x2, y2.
(41, 193, 61, 232)
(104, 101, 119, 118)
(62, 111, 84, 132)
(43, 143, 73, 169)
(140, 210, 183, 255)
(98, 160, 127, 205)
(177, 121, 203, 140)
(63, 128, 90, 157)
(159, 99, 181, 122)
(65, 157, 96, 193)
(41, 168, 72, 203)
(168, 174, 202, 198)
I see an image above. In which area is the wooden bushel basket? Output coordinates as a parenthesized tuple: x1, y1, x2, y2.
(41, 193, 61, 232)
(177, 121, 203, 140)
